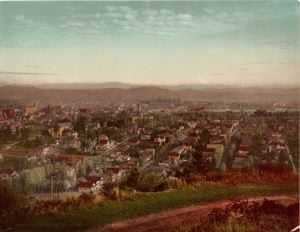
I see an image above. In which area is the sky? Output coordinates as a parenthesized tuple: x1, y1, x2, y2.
(0, 1, 299, 87)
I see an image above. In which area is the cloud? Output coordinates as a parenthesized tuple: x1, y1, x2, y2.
(58, 6, 200, 38)
(60, 21, 85, 28)
(102, 12, 123, 18)
(3, 4, 251, 48)
(14, 14, 33, 25)
(203, 8, 215, 15)
(159, 9, 174, 16)
(177, 14, 193, 21)
(0, 71, 54, 76)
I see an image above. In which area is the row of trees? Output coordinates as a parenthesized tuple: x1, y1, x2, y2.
(92, 111, 132, 129)
(10, 162, 79, 194)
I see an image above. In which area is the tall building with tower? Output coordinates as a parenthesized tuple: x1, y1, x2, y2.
(25, 102, 37, 115)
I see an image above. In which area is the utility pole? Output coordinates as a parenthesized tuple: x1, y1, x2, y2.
(50, 176, 53, 199)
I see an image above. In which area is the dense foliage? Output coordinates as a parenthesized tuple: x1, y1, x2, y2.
(31, 193, 96, 216)
(0, 182, 30, 230)
(174, 199, 299, 232)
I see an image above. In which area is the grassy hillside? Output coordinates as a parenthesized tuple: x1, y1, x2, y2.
(18, 183, 299, 232)
(171, 198, 299, 232)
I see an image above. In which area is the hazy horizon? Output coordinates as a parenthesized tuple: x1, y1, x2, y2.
(0, 1, 299, 87)
(0, 80, 299, 89)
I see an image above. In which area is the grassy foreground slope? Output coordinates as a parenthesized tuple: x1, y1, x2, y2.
(171, 198, 299, 232)
(19, 183, 299, 232)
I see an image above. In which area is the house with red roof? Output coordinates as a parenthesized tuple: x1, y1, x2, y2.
(166, 146, 185, 162)
(77, 176, 103, 193)
(268, 141, 286, 153)
(0, 169, 18, 181)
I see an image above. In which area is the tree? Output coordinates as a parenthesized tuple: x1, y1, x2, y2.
(201, 129, 212, 145)
(129, 146, 141, 159)
(137, 171, 166, 192)
(213, 145, 224, 169)
(87, 129, 97, 140)
(251, 132, 262, 158)
(174, 161, 197, 177)
(78, 160, 90, 177)
(122, 166, 166, 192)
(192, 152, 214, 173)
(73, 116, 87, 136)
(102, 176, 119, 200)
(230, 143, 236, 152)
(124, 166, 140, 189)
(0, 126, 13, 144)
(92, 112, 107, 125)
(102, 127, 123, 142)
(0, 182, 29, 230)
(115, 111, 131, 129)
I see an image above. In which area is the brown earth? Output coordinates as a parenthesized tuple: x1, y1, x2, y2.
(85, 195, 299, 232)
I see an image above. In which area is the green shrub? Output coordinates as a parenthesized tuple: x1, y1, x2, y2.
(0, 182, 30, 230)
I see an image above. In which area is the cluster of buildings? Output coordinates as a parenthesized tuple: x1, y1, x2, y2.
(231, 110, 299, 170)
(259, 128, 295, 169)
(0, 100, 298, 195)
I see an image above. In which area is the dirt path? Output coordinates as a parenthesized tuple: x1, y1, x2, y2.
(85, 195, 298, 232)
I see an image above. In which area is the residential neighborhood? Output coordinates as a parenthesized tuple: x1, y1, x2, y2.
(0, 100, 298, 197)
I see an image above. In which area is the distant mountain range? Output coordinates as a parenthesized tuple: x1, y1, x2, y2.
(0, 84, 298, 107)
(35, 82, 233, 90)
(0, 81, 295, 90)
(37, 82, 136, 90)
